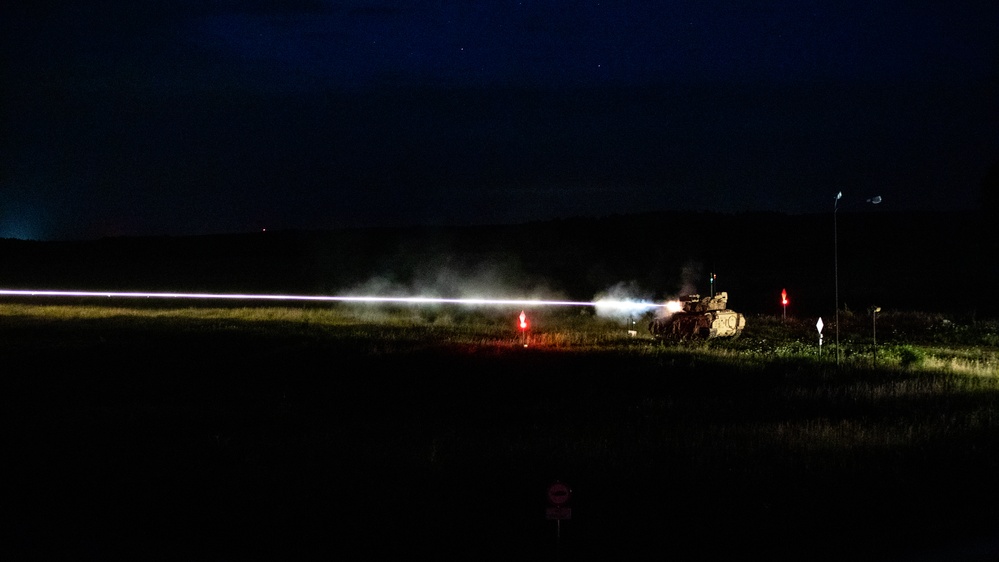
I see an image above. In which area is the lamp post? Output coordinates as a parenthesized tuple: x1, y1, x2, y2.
(833, 192, 881, 366)
(870, 306, 881, 363)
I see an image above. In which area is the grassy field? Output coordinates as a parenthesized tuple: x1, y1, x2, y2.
(6, 300, 999, 560)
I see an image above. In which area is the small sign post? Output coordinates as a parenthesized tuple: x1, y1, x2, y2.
(816, 317, 824, 358)
(546, 480, 572, 550)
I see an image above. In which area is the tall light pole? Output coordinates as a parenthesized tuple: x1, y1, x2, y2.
(870, 306, 881, 363)
(833, 192, 881, 366)
(834, 192, 842, 365)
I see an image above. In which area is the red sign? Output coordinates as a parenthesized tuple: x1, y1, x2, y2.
(547, 481, 571, 505)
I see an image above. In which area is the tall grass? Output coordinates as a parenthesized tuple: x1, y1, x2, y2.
(3, 301, 997, 371)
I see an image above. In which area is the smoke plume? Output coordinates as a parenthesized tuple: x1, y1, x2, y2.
(592, 280, 655, 320)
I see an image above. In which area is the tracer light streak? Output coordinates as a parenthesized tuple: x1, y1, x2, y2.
(0, 289, 668, 312)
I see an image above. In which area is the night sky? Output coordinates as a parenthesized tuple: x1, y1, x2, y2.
(4, 1, 998, 240)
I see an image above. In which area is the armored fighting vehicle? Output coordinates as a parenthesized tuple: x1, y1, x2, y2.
(648, 291, 746, 341)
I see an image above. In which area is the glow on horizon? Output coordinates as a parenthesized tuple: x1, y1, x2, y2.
(0, 289, 670, 311)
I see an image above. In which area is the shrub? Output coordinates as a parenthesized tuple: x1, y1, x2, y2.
(896, 345, 926, 368)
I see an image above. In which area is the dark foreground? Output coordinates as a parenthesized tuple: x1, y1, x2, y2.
(8, 316, 999, 561)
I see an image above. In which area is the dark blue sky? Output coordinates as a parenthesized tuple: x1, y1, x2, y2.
(3, 1, 998, 240)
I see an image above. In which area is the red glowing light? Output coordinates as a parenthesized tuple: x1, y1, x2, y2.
(781, 289, 788, 306)
(519, 311, 528, 330)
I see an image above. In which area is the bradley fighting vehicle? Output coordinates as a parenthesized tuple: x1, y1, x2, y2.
(648, 292, 746, 341)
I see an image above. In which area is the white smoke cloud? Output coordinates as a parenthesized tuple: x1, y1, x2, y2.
(344, 253, 567, 303)
(592, 280, 657, 320)
(678, 260, 703, 297)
